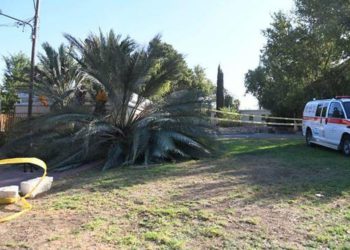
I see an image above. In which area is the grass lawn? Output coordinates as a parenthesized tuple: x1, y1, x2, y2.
(1, 138, 350, 249)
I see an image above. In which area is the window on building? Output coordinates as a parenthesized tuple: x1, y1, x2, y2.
(249, 115, 254, 121)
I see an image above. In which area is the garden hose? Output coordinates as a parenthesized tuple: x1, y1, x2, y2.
(0, 158, 47, 223)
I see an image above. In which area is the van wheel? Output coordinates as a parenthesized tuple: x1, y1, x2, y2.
(306, 129, 314, 147)
(342, 137, 350, 156)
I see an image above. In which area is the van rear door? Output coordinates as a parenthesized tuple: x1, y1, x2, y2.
(323, 101, 345, 145)
(318, 102, 329, 143)
(312, 103, 324, 141)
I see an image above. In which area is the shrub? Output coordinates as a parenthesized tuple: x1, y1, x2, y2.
(217, 107, 241, 127)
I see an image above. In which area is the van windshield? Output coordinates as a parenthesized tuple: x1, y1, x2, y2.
(343, 102, 350, 118)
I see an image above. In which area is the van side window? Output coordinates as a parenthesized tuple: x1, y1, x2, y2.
(328, 102, 345, 118)
(315, 104, 323, 117)
(321, 102, 328, 117)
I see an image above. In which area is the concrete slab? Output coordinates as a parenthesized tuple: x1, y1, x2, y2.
(0, 185, 19, 199)
(20, 177, 53, 198)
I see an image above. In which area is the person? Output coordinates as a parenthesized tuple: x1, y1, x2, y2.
(333, 107, 341, 118)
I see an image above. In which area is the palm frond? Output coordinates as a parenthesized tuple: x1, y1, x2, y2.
(103, 144, 124, 171)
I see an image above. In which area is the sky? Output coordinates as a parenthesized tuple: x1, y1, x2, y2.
(0, 0, 294, 109)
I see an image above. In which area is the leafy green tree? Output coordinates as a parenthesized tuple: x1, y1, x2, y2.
(142, 40, 186, 100)
(295, 0, 350, 55)
(2, 30, 214, 170)
(192, 65, 214, 95)
(0, 88, 19, 113)
(244, 6, 346, 117)
(223, 90, 240, 110)
(295, 0, 350, 97)
(244, 66, 267, 108)
(3, 52, 31, 90)
(1, 53, 30, 113)
(144, 41, 214, 99)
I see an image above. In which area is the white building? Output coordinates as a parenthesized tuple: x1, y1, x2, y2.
(15, 92, 50, 115)
(14, 92, 148, 116)
(239, 109, 271, 123)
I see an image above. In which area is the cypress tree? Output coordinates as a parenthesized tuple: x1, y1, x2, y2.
(216, 65, 224, 110)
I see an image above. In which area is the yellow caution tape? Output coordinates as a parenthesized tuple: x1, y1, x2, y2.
(212, 117, 302, 127)
(211, 109, 303, 121)
(0, 158, 47, 223)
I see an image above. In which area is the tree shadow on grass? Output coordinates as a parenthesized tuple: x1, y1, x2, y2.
(175, 143, 350, 205)
(47, 139, 350, 206)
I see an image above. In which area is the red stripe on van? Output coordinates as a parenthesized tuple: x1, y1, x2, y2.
(303, 116, 321, 121)
(303, 116, 350, 125)
(327, 118, 350, 125)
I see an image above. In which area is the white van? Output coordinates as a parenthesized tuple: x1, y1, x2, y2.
(302, 96, 350, 156)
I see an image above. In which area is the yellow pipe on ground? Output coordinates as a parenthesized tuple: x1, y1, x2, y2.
(0, 158, 47, 223)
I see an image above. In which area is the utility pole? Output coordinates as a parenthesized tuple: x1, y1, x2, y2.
(28, 0, 40, 118)
(0, 0, 40, 117)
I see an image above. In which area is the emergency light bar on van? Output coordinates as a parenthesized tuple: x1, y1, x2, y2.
(335, 96, 350, 99)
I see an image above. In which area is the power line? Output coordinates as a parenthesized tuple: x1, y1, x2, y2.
(0, 11, 33, 29)
(27, 17, 35, 23)
(0, 22, 17, 27)
(0, 16, 34, 29)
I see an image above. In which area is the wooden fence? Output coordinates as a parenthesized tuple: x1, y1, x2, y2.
(0, 113, 36, 132)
